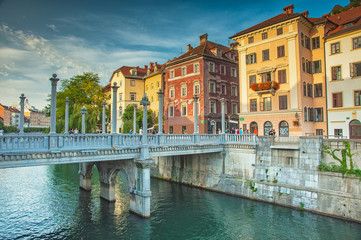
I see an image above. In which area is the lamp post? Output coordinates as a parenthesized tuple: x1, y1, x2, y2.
(49, 73, 59, 134)
(80, 106, 87, 134)
(157, 89, 164, 134)
(19, 93, 26, 134)
(65, 97, 70, 134)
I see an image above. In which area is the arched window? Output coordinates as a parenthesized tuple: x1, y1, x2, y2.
(304, 107, 308, 121)
(250, 122, 258, 134)
(264, 121, 273, 136)
(279, 121, 289, 136)
(303, 82, 307, 96)
(308, 107, 314, 122)
(349, 119, 361, 139)
(118, 106, 123, 116)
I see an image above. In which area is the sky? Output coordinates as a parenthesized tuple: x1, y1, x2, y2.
(0, 0, 350, 109)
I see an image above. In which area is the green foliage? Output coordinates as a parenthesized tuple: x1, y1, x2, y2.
(0, 121, 18, 133)
(48, 72, 110, 133)
(24, 127, 48, 133)
(121, 104, 154, 132)
(300, 202, 304, 210)
(320, 141, 361, 180)
(121, 120, 138, 134)
(248, 180, 258, 192)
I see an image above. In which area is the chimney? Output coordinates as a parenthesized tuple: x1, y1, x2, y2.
(283, 4, 294, 14)
(301, 11, 309, 18)
(199, 33, 208, 44)
(144, 65, 148, 70)
(187, 44, 192, 51)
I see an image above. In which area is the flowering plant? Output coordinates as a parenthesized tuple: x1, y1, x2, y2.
(251, 81, 280, 91)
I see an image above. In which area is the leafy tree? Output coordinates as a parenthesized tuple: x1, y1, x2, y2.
(48, 72, 110, 133)
(121, 104, 154, 133)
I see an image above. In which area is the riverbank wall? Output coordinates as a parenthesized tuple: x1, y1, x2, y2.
(151, 136, 361, 223)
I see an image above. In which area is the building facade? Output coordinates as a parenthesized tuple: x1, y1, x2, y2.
(164, 34, 239, 134)
(9, 107, 20, 128)
(144, 62, 165, 119)
(231, 4, 329, 136)
(0, 104, 11, 126)
(324, 6, 361, 139)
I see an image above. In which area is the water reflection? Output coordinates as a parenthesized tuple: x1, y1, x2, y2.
(0, 164, 360, 240)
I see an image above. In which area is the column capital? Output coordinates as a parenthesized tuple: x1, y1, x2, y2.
(80, 106, 87, 115)
(157, 88, 164, 95)
(65, 97, 70, 103)
(220, 98, 226, 103)
(140, 94, 150, 106)
(102, 100, 106, 107)
(193, 94, 199, 101)
(20, 93, 26, 101)
(111, 82, 119, 90)
(49, 73, 59, 85)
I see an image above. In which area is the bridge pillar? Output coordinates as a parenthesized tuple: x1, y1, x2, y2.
(79, 163, 92, 191)
(129, 159, 153, 218)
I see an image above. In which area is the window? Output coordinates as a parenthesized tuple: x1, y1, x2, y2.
(249, 75, 256, 87)
(181, 84, 187, 97)
(262, 72, 271, 82)
(350, 62, 361, 77)
(312, 60, 322, 73)
(221, 84, 226, 95)
(277, 45, 285, 58)
(119, 81, 122, 86)
(331, 66, 342, 80)
(279, 121, 289, 137)
(304, 107, 308, 121)
(170, 70, 174, 79)
(250, 99, 257, 112)
(302, 58, 306, 72)
(332, 92, 343, 107)
(232, 103, 237, 114)
(130, 92, 136, 101)
(210, 80, 216, 93)
(278, 69, 286, 84)
(306, 60, 312, 74)
(210, 100, 216, 113)
(146, 85, 148, 91)
(221, 65, 226, 75)
(248, 36, 254, 44)
(157, 81, 160, 88)
(151, 96, 153, 102)
(301, 33, 304, 46)
(169, 126, 173, 134)
(130, 80, 135, 86)
(169, 105, 174, 117)
(151, 83, 154, 89)
(261, 97, 271, 111)
(119, 93, 122, 101)
(181, 102, 187, 116)
(305, 36, 311, 50)
(181, 67, 186, 76)
(307, 84, 313, 97)
(169, 87, 175, 98)
(194, 63, 199, 73)
(312, 37, 320, 49)
(334, 129, 343, 136)
(314, 83, 322, 97)
(246, 53, 257, 64)
(231, 86, 237, 96)
(331, 42, 340, 54)
(231, 68, 237, 77)
(352, 36, 361, 49)
(182, 126, 187, 134)
(279, 95, 287, 110)
(316, 129, 323, 136)
(262, 32, 268, 40)
(262, 49, 270, 61)
(308, 107, 314, 121)
(194, 83, 200, 95)
(250, 122, 258, 134)
(209, 62, 215, 72)
(264, 121, 273, 136)
(355, 90, 361, 106)
(118, 106, 122, 116)
(277, 27, 283, 35)
(314, 108, 323, 122)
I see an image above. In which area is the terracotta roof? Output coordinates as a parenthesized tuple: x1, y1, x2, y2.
(103, 83, 111, 93)
(114, 66, 147, 78)
(0, 104, 9, 110)
(325, 6, 361, 36)
(168, 40, 237, 65)
(230, 13, 300, 38)
(9, 107, 20, 113)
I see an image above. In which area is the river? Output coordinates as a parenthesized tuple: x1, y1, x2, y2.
(0, 164, 360, 240)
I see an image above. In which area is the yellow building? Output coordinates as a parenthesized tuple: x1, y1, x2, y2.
(144, 62, 165, 118)
(231, 4, 328, 136)
(109, 66, 147, 133)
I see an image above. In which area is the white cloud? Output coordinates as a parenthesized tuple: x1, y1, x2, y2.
(46, 24, 57, 31)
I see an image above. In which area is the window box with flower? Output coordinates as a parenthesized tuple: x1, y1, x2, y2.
(250, 81, 280, 96)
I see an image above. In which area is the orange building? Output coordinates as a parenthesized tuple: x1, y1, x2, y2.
(231, 4, 329, 136)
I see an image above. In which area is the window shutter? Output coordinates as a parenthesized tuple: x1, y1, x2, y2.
(254, 54, 257, 64)
(350, 63, 354, 77)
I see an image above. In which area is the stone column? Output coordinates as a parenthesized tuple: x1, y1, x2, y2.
(133, 104, 137, 134)
(102, 100, 106, 134)
(111, 82, 119, 134)
(193, 94, 199, 134)
(157, 89, 164, 134)
(80, 106, 87, 134)
(64, 97, 70, 134)
(49, 74, 59, 134)
(19, 93, 26, 134)
(220, 98, 226, 134)
(140, 95, 150, 146)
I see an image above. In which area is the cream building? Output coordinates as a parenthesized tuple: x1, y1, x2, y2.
(231, 4, 329, 136)
(144, 62, 164, 119)
(324, 6, 361, 139)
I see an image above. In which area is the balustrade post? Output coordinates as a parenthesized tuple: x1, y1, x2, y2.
(80, 106, 87, 134)
(111, 82, 119, 134)
(102, 100, 106, 134)
(65, 97, 70, 134)
(193, 94, 199, 134)
(49, 74, 59, 134)
(19, 93, 26, 134)
(157, 89, 164, 134)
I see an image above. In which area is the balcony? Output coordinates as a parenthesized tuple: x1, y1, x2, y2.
(251, 81, 280, 96)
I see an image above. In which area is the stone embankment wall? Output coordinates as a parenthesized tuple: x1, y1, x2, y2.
(151, 137, 361, 223)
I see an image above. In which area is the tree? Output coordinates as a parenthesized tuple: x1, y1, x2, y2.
(48, 72, 110, 133)
(121, 104, 154, 133)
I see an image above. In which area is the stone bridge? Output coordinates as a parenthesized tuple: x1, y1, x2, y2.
(0, 133, 256, 217)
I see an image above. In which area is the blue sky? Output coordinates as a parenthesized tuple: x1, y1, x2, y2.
(0, 0, 349, 109)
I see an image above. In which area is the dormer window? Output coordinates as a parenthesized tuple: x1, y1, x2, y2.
(344, 22, 353, 28)
(130, 68, 137, 76)
(217, 48, 222, 56)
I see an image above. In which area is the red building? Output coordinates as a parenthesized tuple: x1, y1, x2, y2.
(164, 34, 239, 134)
